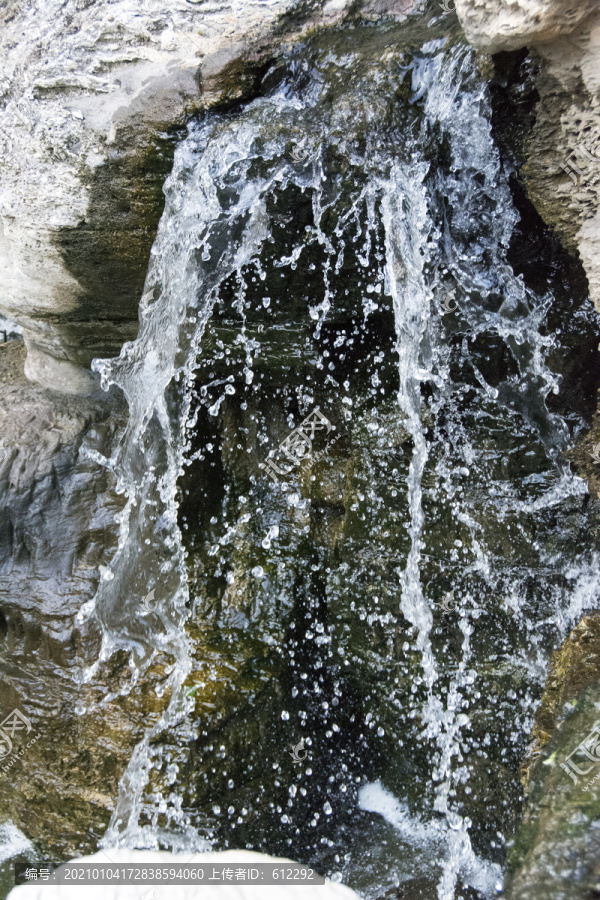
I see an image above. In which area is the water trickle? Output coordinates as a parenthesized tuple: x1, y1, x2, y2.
(84, 21, 600, 900)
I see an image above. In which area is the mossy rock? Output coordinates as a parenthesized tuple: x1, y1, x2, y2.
(506, 632, 600, 899)
(520, 611, 600, 794)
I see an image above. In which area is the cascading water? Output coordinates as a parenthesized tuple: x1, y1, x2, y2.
(78, 20, 600, 900)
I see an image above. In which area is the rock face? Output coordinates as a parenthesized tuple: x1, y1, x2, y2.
(520, 612, 600, 794)
(0, 341, 123, 657)
(454, 0, 600, 313)
(504, 615, 600, 900)
(455, 0, 598, 52)
(0, 0, 417, 394)
(0, 340, 135, 858)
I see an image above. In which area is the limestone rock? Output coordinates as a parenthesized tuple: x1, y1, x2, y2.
(0, 0, 418, 394)
(454, 0, 598, 53)
(454, 0, 600, 313)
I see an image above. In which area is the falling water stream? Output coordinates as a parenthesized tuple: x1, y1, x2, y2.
(69, 19, 600, 900)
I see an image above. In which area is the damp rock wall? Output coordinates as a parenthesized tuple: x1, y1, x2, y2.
(455, 0, 600, 313)
(0, 0, 416, 395)
(3, 0, 599, 396)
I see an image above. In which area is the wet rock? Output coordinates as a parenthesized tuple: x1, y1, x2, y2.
(454, 0, 600, 312)
(0, 0, 419, 394)
(505, 615, 600, 900)
(0, 340, 156, 859)
(0, 341, 124, 664)
(520, 612, 600, 793)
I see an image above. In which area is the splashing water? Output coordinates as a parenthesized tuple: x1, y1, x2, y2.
(82, 22, 600, 900)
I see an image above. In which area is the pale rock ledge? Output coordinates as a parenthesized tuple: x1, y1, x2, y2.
(0, 0, 416, 395)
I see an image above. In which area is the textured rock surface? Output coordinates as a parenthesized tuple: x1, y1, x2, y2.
(454, 0, 600, 313)
(504, 615, 600, 900)
(0, 0, 417, 394)
(454, 0, 598, 53)
(0, 340, 135, 858)
(520, 612, 600, 793)
(0, 341, 123, 657)
(523, 12, 600, 316)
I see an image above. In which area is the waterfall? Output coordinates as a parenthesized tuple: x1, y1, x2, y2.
(79, 117, 278, 848)
(79, 27, 600, 900)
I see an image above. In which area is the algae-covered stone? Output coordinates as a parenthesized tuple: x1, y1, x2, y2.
(506, 680, 600, 900)
(506, 614, 600, 900)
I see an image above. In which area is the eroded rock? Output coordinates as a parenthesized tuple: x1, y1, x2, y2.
(0, 341, 145, 859)
(520, 611, 600, 793)
(454, 0, 600, 313)
(454, 0, 598, 53)
(506, 614, 600, 900)
(0, 0, 419, 394)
